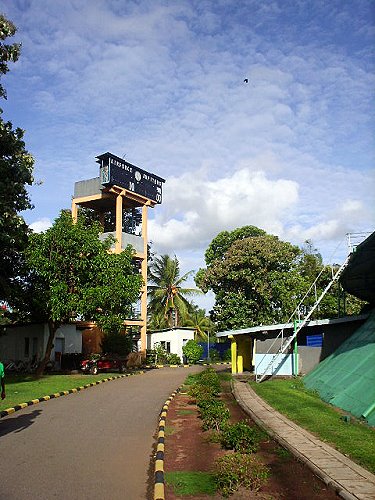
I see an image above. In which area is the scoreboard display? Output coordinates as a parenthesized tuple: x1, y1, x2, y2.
(97, 152, 165, 204)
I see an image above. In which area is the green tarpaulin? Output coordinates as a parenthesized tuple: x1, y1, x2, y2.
(304, 309, 375, 426)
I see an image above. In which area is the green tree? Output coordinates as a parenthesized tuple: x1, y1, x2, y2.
(0, 14, 34, 302)
(22, 211, 142, 376)
(204, 226, 266, 265)
(197, 228, 304, 331)
(182, 339, 203, 364)
(148, 254, 202, 327)
(298, 241, 364, 319)
(183, 306, 214, 340)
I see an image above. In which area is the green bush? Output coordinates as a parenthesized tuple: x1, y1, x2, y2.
(214, 453, 269, 497)
(182, 340, 204, 364)
(222, 348, 232, 362)
(146, 349, 157, 364)
(209, 348, 221, 362)
(189, 384, 217, 401)
(200, 399, 230, 431)
(196, 368, 221, 394)
(167, 353, 181, 365)
(220, 421, 260, 453)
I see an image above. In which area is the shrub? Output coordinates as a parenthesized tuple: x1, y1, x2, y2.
(222, 348, 232, 362)
(196, 368, 221, 394)
(189, 384, 217, 402)
(182, 340, 204, 364)
(208, 348, 221, 362)
(153, 343, 169, 364)
(214, 453, 269, 497)
(167, 353, 181, 365)
(220, 421, 260, 453)
(200, 399, 230, 431)
(146, 349, 157, 364)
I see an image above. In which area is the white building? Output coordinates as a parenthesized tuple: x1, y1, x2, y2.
(147, 328, 195, 362)
(0, 323, 82, 369)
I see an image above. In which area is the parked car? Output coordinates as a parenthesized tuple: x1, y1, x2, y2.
(80, 354, 127, 375)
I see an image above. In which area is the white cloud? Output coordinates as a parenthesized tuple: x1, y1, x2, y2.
(29, 218, 52, 233)
(1, 0, 374, 294)
(149, 166, 299, 252)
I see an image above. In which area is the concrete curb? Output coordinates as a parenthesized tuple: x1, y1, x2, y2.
(231, 380, 365, 500)
(154, 386, 182, 500)
(0, 370, 145, 419)
(146, 362, 231, 369)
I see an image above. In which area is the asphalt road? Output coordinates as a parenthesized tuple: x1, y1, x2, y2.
(0, 367, 202, 500)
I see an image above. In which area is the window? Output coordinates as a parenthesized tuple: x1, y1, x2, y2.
(166, 342, 171, 353)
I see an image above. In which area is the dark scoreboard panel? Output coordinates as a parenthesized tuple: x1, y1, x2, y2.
(96, 152, 165, 204)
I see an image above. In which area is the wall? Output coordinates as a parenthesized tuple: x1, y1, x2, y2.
(0, 324, 47, 361)
(254, 318, 366, 375)
(0, 323, 82, 365)
(255, 353, 294, 376)
(147, 329, 195, 361)
(82, 326, 103, 355)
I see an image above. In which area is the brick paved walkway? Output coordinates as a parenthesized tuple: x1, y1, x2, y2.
(232, 379, 375, 500)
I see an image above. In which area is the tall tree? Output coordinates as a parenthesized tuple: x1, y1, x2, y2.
(204, 225, 266, 265)
(197, 228, 305, 331)
(183, 306, 214, 340)
(0, 15, 34, 302)
(22, 211, 142, 376)
(148, 254, 202, 327)
(298, 240, 364, 319)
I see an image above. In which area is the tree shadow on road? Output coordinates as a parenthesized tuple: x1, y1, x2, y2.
(0, 409, 42, 436)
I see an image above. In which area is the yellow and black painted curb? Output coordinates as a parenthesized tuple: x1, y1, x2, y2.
(154, 386, 182, 500)
(145, 362, 230, 369)
(0, 370, 145, 419)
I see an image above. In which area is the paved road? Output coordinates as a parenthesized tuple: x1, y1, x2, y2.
(0, 367, 202, 500)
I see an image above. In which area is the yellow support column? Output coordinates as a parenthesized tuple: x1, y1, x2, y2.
(115, 193, 123, 253)
(140, 203, 149, 352)
(71, 200, 78, 223)
(229, 335, 237, 374)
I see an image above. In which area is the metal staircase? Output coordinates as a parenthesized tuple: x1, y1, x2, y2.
(255, 253, 352, 383)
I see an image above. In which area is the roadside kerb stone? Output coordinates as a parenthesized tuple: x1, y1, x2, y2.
(154, 386, 182, 500)
(232, 379, 375, 500)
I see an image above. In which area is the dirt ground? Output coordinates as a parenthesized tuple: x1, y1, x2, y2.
(164, 381, 338, 499)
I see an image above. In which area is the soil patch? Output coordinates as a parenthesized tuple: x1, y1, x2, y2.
(164, 381, 338, 499)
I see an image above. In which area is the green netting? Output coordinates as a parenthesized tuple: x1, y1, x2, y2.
(304, 309, 375, 426)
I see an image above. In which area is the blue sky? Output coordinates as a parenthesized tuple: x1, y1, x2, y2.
(2, 0, 374, 310)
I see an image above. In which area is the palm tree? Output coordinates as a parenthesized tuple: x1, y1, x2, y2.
(148, 254, 202, 328)
(183, 307, 214, 340)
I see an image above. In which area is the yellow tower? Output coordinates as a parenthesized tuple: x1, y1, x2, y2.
(71, 152, 165, 353)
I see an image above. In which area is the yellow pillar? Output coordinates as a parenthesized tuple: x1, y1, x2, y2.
(230, 335, 237, 374)
(115, 193, 123, 253)
(237, 349, 243, 374)
(140, 203, 149, 352)
(252, 339, 256, 366)
(71, 200, 78, 223)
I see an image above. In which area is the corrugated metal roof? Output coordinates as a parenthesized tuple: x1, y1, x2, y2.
(304, 308, 375, 426)
(216, 314, 368, 338)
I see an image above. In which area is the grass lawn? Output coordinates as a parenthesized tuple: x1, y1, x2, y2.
(0, 372, 122, 412)
(249, 378, 375, 474)
(165, 471, 216, 496)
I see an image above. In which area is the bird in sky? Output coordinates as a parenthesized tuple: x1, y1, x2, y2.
(244, 78, 249, 83)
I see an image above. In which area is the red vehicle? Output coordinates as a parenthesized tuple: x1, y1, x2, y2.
(80, 355, 127, 375)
